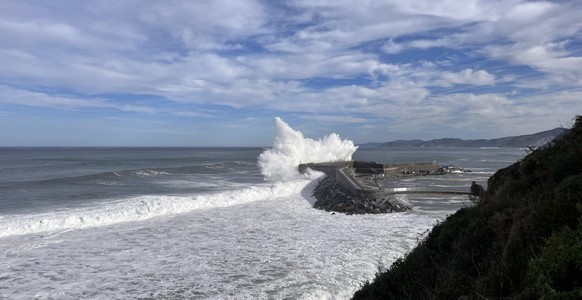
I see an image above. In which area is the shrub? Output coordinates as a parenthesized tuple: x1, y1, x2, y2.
(353, 117, 582, 300)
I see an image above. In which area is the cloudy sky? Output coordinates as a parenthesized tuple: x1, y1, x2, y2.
(1, 0, 581, 146)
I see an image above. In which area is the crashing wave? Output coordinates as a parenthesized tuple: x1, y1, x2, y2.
(258, 117, 358, 181)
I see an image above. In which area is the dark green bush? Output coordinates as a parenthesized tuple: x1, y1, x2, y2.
(527, 211, 582, 299)
(353, 117, 582, 300)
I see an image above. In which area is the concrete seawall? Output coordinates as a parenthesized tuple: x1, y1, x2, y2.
(335, 167, 367, 195)
(300, 161, 381, 197)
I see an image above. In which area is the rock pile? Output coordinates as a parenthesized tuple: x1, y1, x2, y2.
(312, 177, 407, 214)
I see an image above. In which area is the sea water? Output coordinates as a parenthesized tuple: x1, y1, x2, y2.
(0, 120, 524, 299)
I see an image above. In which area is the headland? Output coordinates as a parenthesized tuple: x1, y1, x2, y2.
(352, 117, 582, 299)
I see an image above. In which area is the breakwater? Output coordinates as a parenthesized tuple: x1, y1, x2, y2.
(300, 161, 471, 214)
(311, 176, 406, 214)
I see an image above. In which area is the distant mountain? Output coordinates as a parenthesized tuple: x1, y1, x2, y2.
(360, 128, 568, 148)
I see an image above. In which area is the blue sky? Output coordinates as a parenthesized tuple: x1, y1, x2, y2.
(1, 0, 581, 146)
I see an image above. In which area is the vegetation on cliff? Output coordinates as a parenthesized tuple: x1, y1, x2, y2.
(353, 117, 582, 299)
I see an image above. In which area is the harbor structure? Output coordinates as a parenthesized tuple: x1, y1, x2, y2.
(299, 160, 471, 214)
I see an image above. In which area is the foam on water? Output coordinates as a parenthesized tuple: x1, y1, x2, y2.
(0, 189, 439, 299)
(132, 169, 172, 176)
(258, 117, 357, 181)
(0, 179, 314, 238)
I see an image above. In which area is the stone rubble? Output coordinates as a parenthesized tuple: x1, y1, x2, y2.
(312, 177, 407, 215)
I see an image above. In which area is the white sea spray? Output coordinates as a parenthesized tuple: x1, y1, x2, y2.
(258, 117, 358, 181)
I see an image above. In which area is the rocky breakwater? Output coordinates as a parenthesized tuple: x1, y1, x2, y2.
(312, 176, 407, 214)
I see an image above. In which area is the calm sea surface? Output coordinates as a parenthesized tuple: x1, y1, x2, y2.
(0, 147, 523, 299)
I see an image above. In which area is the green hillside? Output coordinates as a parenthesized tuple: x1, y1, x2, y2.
(353, 117, 582, 299)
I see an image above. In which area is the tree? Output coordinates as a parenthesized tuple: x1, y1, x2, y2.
(469, 181, 485, 202)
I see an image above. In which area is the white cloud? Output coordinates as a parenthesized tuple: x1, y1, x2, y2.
(0, 0, 578, 97)
(140, 0, 268, 51)
(0, 85, 154, 113)
(441, 69, 496, 86)
(382, 40, 405, 54)
(378, 1, 582, 83)
(487, 41, 582, 78)
(300, 115, 369, 123)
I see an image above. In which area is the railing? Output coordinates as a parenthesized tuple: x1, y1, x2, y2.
(384, 187, 470, 195)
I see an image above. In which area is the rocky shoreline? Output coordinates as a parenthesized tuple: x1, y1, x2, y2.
(312, 176, 407, 214)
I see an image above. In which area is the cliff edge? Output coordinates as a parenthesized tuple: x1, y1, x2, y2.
(353, 118, 582, 299)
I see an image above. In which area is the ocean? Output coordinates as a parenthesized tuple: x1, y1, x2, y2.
(0, 121, 524, 299)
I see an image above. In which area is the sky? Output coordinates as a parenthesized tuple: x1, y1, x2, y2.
(1, 0, 581, 147)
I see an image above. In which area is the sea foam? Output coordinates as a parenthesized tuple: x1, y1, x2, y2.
(0, 180, 311, 238)
(258, 117, 358, 181)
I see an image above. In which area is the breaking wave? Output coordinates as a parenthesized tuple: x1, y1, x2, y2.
(0, 180, 311, 238)
(258, 117, 358, 181)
